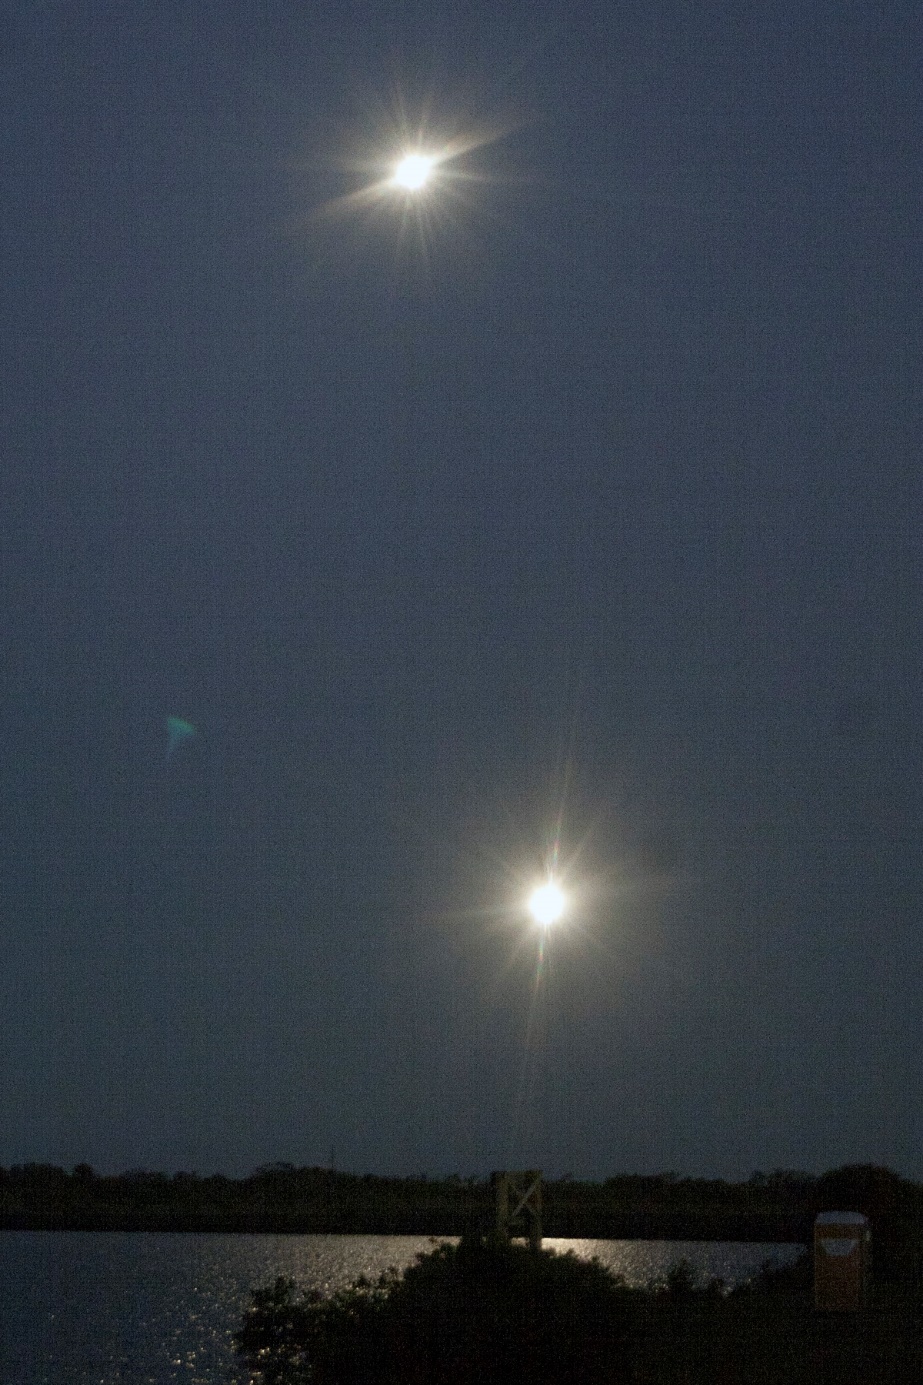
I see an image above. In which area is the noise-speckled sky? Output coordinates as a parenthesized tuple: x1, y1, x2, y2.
(3, 0, 920, 1180)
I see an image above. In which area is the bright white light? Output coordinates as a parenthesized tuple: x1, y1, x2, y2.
(392, 153, 435, 191)
(528, 881, 566, 928)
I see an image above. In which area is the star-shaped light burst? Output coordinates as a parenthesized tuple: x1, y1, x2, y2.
(527, 879, 567, 929)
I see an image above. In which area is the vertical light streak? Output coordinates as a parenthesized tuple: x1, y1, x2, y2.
(507, 927, 550, 1166)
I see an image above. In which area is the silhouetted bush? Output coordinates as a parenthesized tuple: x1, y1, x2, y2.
(732, 1249, 812, 1297)
(646, 1256, 727, 1301)
(234, 1236, 646, 1384)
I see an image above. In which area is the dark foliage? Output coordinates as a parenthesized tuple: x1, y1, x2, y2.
(234, 1237, 646, 1385)
(646, 1256, 727, 1301)
(0, 1163, 815, 1237)
(732, 1249, 813, 1297)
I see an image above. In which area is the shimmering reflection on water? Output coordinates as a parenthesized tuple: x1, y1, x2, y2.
(0, 1232, 802, 1385)
(542, 1237, 798, 1288)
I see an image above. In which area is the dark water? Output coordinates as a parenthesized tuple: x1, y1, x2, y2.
(0, 1232, 802, 1384)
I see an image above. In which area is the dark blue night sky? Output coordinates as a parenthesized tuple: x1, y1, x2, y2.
(2, 0, 920, 1179)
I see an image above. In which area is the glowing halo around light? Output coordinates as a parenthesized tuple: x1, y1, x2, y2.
(527, 880, 566, 928)
(302, 106, 521, 240)
(392, 152, 436, 191)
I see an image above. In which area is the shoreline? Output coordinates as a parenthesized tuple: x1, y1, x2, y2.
(0, 1211, 807, 1240)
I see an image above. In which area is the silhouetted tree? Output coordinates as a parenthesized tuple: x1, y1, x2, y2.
(235, 1237, 644, 1385)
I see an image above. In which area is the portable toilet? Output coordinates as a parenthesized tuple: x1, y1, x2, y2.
(814, 1211, 870, 1310)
